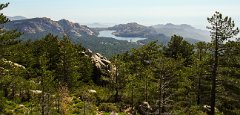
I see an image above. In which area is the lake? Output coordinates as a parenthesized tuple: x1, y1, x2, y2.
(98, 30, 146, 42)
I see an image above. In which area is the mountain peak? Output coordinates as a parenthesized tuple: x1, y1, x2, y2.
(58, 19, 73, 26)
(180, 24, 195, 29)
(42, 17, 51, 20)
(166, 23, 174, 26)
(58, 19, 71, 23)
(127, 22, 139, 25)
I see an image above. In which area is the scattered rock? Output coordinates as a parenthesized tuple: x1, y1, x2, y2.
(19, 104, 25, 108)
(1, 58, 26, 69)
(110, 111, 118, 115)
(203, 105, 219, 113)
(88, 89, 97, 93)
(138, 101, 153, 114)
(30, 90, 42, 94)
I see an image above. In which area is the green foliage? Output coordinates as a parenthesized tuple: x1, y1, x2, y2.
(0, 3, 9, 24)
(172, 106, 207, 115)
(0, 3, 21, 58)
(207, 11, 240, 115)
(79, 36, 140, 58)
(98, 103, 119, 112)
(164, 35, 194, 66)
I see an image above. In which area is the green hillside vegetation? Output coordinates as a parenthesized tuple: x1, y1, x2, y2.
(1, 3, 240, 115)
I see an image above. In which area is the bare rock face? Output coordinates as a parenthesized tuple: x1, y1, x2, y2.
(91, 53, 111, 71)
(81, 49, 112, 72)
(81, 49, 113, 84)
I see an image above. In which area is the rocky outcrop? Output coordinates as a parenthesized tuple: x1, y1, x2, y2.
(81, 49, 112, 73)
(91, 52, 111, 71)
(81, 49, 113, 84)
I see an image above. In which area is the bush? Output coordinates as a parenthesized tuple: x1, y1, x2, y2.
(172, 106, 207, 115)
(70, 100, 96, 115)
(0, 98, 6, 112)
(98, 103, 118, 112)
(186, 106, 207, 115)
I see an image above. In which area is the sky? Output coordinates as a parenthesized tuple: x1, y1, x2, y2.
(1, 0, 240, 29)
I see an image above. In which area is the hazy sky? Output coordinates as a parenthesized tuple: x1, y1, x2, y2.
(1, 0, 240, 29)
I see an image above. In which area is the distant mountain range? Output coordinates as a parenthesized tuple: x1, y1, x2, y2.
(86, 23, 115, 28)
(152, 23, 211, 41)
(108, 22, 210, 42)
(2, 17, 211, 56)
(7, 16, 27, 21)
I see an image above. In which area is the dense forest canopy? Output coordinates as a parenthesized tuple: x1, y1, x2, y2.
(0, 3, 240, 115)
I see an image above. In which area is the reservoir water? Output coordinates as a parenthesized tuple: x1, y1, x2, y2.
(98, 30, 146, 42)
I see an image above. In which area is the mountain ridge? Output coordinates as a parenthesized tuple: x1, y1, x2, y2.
(151, 23, 211, 41)
(7, 16, 27, 21)
(3, 17, 97, 41)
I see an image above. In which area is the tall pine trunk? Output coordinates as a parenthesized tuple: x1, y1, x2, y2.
(210, 25, 218, 115)
(197, 48, 202, 105)
(115, 65, 119, 102)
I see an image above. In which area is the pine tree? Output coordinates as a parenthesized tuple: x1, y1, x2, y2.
(0, 3, 21, 58)
(58, 36, 80, 87)
(207, 11, 239, 115)
(0, 3, 21, 112)
(164, 35, 194, 66)
(152, 56, 180, 114)
(194, 42, 209, 105)
(218, 41, 240, 114)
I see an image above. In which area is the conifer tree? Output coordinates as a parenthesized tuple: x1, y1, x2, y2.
(164, 35, 194, 66)
(207, 11, 239, 115)
(0, 3, 21, 58)
(0, 3, 21, 112)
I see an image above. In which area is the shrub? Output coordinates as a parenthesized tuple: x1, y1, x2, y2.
(98, 103, 118, 112)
